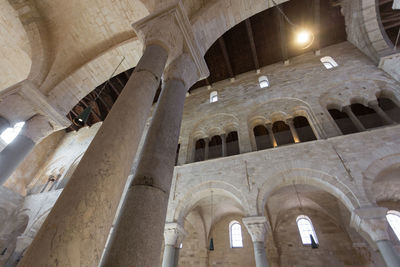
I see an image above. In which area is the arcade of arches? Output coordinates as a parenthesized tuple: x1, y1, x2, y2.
(0, 0, 400, 266)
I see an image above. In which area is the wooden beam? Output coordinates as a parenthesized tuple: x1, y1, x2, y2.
(274, 7, 288, 62)
(97, 96, 111, 112)
(384, 21, 400, 30)
(379, 0, 393, 5)
(115, 76, 125, 89)
(313, 0, 320, 52)
(218, 37, 234, 78)
(245, 19, 260, 70)
(109, 82, 120, 96)
(124, 70, 131, 80)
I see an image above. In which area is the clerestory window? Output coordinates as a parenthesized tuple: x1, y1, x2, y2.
(296, 215, 318, 245)
(320, 56, 338, 69)
(229, 221, 243, 248)
(387, 210, 400, 241)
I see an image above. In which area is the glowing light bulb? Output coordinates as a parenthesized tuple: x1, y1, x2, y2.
(296, 30, 311, 45)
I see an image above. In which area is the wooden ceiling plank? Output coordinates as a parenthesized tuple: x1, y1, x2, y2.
(109, 82, 120, 96)
(313, 0, 320, 52)
(274, 7, 289, 62)
(245, 19, 260, 70)
(218, 37, 235, 78)
(115, 76, 125, 89)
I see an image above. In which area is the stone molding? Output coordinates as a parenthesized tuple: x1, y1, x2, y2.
(164, 222, 187, 247)
(350, 207, 390, 244)
(242, 216, 268, 243)
(20, 81, 71, 130)
(20, 115, 54, 143)
(132, 1, 208, 80)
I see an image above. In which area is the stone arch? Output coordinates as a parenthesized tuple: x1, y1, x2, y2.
(173, 180, 251, 225)
(363, 153, 400, 204)
(56, 153, 84, 190)
(257, 168, 360, 216)
(24, 208, 52, 239)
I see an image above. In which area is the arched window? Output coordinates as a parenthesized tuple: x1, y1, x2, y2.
(253, 125, 273, 150)
(226, 131, 240, 156)
(387, 210, 400, 241)
(194, 139, 205, 162)
(351, 103, 387, 129)
(378, 97, 400, 123)
(208, 135, 222, 159)
(0, 122, 25, 144)
(293, 116, 317, 142)
(296, 215, 318, 245)
(328, 108, 358, 135)
(320, 56, 338, 69)
(210, 91, 218, 103)
(272, 121, 294, 146)
(229, 221, 243, 248)
(258, 76, 269, 88)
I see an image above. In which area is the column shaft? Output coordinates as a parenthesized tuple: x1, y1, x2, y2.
(204, 138, 210, 160)
(287, 120, 300, 143)
(253, 241, 269, 267)
(162, 245, 177, 267)
(102, 78, 187, 266)
(343, 106, 365, 132)
(0, 135, 34, 185)
(369, 102, 395, 125)
(266, 125, 277, 147)
(18, 44, 168, 267)
(377, 240, 400, 267)
(221, 134, 227, 157)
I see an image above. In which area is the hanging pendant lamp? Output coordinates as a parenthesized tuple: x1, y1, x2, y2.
(73, 105, 92, 127)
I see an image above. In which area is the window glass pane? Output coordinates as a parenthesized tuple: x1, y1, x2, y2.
(296, 216, 318, 245)
(387, 211, 400, 241)
(230, 222, 243, 248)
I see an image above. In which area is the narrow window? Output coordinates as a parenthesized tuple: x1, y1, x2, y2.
(253, 125, 273, 150)
(296, 215, 318, 245)
(226, 131, 240, 156)
(208, 135, 222, 159)
(210, 91, 218, 103)
(328, 108, 358, 135)
(229, 221, 243, 248)
(258, 76, 269, 88)
(293, 116, 317, 142)
(320, 56, 338, 69)
(194, 139, 205, 162)
(272, 121, 294, 146)
(1, 122, 25, 144)
(387, 210, 400, 241)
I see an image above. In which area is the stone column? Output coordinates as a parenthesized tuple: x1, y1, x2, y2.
(243, 216, 269, 267)
(286, 119, 300, 143)
(102, 53, 201, 266)
(221, 133, 227, 157)
(265, 124, 277, 148)
(350, 207, 400, 267)
(204, 138, 210, 160)
(162, 223, 186, 267)
(368, 100, 395, 125)
(343, 106, 366, 132)
(0, 115, 53, 185)
(4, 236, 33, 267)
(18, 44, 169, 267)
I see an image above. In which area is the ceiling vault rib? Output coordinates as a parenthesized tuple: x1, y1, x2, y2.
(218, 37, 235, 78)
(245, 19, 260, 70)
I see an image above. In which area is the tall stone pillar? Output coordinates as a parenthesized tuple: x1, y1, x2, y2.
(343, 106, 366, 132)
(18, 45, 169, 266)
(286, 119, 300, 143)
(265, 124, 277, 147)
(103, 51, 204, 266)
(368, 100, 395, 125)
(0, 115, 53, 185)
(162, 223, 186, 267)
(350, 207, 400, 267)
(243, 216, 269, 267)
(221, 133, 227, 157)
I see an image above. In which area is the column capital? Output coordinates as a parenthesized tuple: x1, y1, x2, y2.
(164, 53, 199, 89)
(350, 207, 390, 245)
(164, 222, 187, 247)
(21, 115, 54, 143)
(242, 216, 268, 242)
(133, 2, 209, 80)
